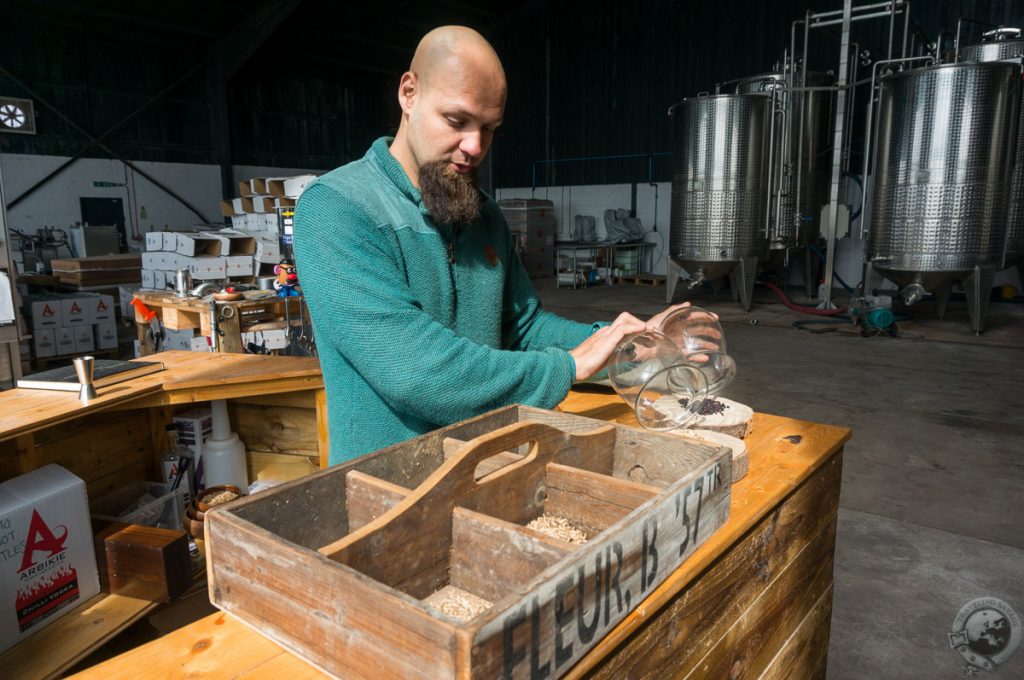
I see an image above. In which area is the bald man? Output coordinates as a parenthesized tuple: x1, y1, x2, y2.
(295, 27, 679, 465)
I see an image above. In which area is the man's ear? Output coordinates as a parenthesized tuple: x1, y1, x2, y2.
(398, 72, 418, 114)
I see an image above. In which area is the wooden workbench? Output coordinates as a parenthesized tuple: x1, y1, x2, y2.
(73, 388, 850, 679)
(0, 351, 326, 679)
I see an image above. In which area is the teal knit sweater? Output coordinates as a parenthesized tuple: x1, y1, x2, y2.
(294, 137, 596, 464)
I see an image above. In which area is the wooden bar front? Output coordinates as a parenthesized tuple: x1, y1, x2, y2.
(72, 388, 850, 679)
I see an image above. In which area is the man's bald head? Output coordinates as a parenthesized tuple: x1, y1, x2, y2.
(410, 26, 506, 97)
(390, 26, 507, 196)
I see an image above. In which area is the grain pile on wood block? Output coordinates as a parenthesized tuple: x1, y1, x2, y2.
(423, 585, 492, 622)
(669, 396, 753, 439)
(526, 514, 588, 545)
(676, 429, 749, 481)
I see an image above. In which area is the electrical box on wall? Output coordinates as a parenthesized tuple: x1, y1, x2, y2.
(0, 97, 36, 135)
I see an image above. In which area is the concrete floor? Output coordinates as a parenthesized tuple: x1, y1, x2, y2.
(537, 276, 1024, 679)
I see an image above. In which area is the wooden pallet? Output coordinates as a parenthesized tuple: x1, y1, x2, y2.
(614, 274, 666, 286)
(206, 406, 731, 679)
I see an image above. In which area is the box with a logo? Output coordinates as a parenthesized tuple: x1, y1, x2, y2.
(60, 296, 94, 326)
(24, 297, 62, 330)
(0, 465, 101, 653)
(173, 408, 213, 489)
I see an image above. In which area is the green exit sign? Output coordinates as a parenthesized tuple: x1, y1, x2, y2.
(92, 181, 124, 187)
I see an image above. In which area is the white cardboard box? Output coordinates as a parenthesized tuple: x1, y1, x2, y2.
(173, 408, 213, 488)
(141, 252, 163, 270)
(90, 294, 115, 322)
(189, 336, 211, 352)
(162, 232, 178, 251)
(55, 328, 75, 355)
(202, 229, 256, 256)
(164, 271, 178, 289)
(266, 175, 317, 198)
(73, 325, 95, 353)
(176, 232, 222, 258)
(243, 196, 275, 214)
(25, 298, 62, 329)
(253, 235, 281, 265)
(0, 465, 100, 653)
(183, 256, 226, 280)
(60, 297, 93, 326)
(145, 232, 164, 251)
(94, 322, 118, 350)
(141, 270, 157, 290)
(32, 328, 56, 358)
(118, 285, 141, 319)
(225, 255, 253, 277)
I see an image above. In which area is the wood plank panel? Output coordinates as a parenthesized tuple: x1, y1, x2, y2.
(248, 451, 320, 483)
(579, 452, 842, 679)
(0, 593, 158, 680)
(449, 507, 571, 603)
(759, 588, 832, 680)
(345, 470, 410, 530)
(230, 403, 318, 455)
(545, 463, 659, 534)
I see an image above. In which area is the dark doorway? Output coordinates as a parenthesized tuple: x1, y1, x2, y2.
(80, 197, 127, 251)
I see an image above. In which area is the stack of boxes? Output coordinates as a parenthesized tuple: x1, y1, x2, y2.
(141, 228, 277, 289)
(498, 198, 556, 278)
(220, 175, 315, 269)
(25, 292, 117, 359)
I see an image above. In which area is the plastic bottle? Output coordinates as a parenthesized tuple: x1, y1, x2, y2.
(202, 400, 249, 492)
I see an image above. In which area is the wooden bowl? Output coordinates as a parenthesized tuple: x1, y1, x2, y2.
(185, 514, 205, 539)
(213, 291, 244, 301)
(186, 502, 205, 523)
(196, 485, 243, 513)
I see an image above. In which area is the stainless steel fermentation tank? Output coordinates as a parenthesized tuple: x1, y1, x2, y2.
(666, 93, 772, 311)
(721, 71, 836, 254)
(956, 32, 1024, 269)
(865, 61, 1021, 333)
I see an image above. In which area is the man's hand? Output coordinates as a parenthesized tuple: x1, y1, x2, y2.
(569, 312, 648, 381)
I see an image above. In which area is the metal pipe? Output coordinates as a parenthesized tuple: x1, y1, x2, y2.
(808, 1, 898, 21)
(811, 10, 904, 28)
(887, 0, 896, 59)
(793, 12, 811, 243)
(765, 88, 780, 240)
(902, 1, 911, 58)
(858, 55, 936, 237)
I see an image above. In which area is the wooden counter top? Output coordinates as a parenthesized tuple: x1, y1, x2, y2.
(74, 389, 851, 679)
(0, 351, 323, 441)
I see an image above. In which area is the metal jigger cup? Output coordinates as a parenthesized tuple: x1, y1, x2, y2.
(73, 355, 98, 402)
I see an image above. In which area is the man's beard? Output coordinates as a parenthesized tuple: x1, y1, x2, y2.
(419, 160, 482, 226)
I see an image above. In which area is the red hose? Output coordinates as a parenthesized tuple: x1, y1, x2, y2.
(763, 281, 848, 316)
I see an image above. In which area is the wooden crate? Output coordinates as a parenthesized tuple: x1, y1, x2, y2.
(206, 405, 732, 679)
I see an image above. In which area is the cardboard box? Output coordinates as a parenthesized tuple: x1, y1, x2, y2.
(61, 296, 93, 326)
(55, 328, 74, 355)
(164, 271, 178, 289)
(141, 270, 157, 290)
(90, 294, 115, 322)
(224, 255, 252, 278)
(253, 213, 278, 232)
(239, 178, 263, 197)
(243, 196, 275, 214)
(118, 285, 142, 319)
(24, 297, 62, 329)
(73, 325, 95, 353)
(182, 256, 226, 280)
(162, 327, 195, 352)
(253, 234, 281, 266)
(202, 229, 255, 256)
(32, 328, 56, 359)
(242, 328, 288, 350)
(189, 336, 211, 352)
(266, 175, 317, 198)
(0, 465, 101, 653)
(145, 232, 164, 251)
(94, 322, 118, 350)
(175, 233, 222, 258)
(172, 408, 213, 488)
(220, 200, 238, 218)
(230, 197, 246, 215)
(230, 215, 248, 230)
(274, 197, 297, 209)
(141, 252, 163, 270)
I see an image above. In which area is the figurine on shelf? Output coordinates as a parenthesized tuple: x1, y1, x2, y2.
(274, 259, 301, 297)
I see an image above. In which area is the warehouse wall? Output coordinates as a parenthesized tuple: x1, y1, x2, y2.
(1, 154, 321, 240)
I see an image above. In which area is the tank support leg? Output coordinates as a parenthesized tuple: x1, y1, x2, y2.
(729, 256, 758, 312)
(934, 283, 952, 320)
(666, 260, 682, 304)
(804, 248, 817, 298)
(964, 265, 995, 335)
(863, 262, 884, 297)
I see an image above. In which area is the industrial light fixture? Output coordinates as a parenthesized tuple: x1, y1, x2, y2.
(0, 97, 36, 134)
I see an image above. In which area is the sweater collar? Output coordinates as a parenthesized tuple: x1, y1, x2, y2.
(369, 136, 430, 216)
